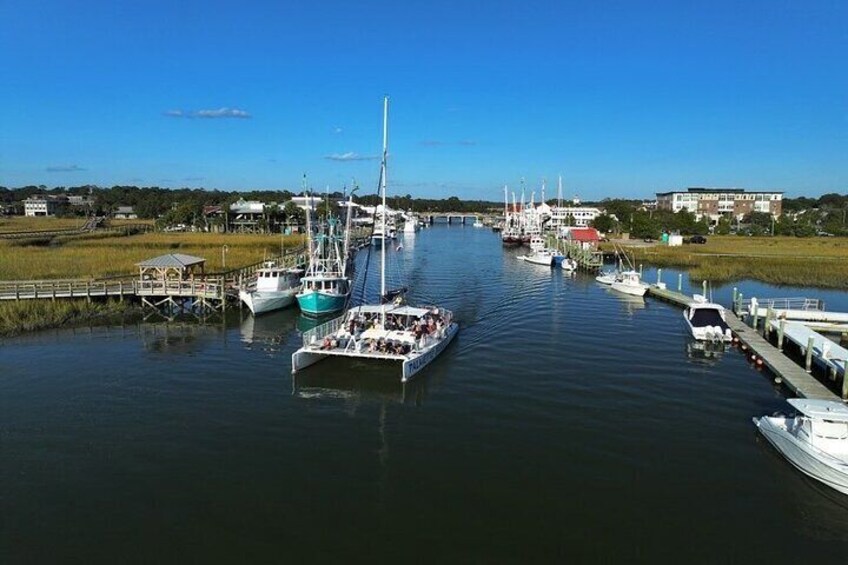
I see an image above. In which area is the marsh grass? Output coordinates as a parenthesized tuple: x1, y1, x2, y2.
(0, 232, 306, 280)
(0, 216, 86, 232)
(0, 298, 137, 336)
(611, 236, 848, 288)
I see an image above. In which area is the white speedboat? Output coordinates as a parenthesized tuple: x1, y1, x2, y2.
(754, 399, 848, 496)
(473, 220, 484, 228)
(683, 295, 733, 342)
(561, 258, 578, 272)
(239, 262, 304, 315)
(595, 270, 618, 285)
(610, 270, 647, 297)
(293, 96, 458, 382)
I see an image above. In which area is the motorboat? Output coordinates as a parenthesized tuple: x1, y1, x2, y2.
(239, 261, 303, 315)
(754, 399, 848, 496)
(595, 269, 619, 285)
(610, 270, 647, 297)
(473, 220, 484, 228)
(529, 235, 546, 252)
(561, 257, 578, 272)
(518, 250, 555, 267)
(683, 294, 733, 342)
(293, 96, 458, 382)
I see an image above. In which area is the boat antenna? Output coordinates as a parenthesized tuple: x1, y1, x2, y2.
(380, 96, 389, 324)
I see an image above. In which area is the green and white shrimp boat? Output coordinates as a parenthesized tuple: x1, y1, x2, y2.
(296, 199, 352, 316)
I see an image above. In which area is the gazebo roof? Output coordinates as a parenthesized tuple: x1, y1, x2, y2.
(137, 253, 206, 269)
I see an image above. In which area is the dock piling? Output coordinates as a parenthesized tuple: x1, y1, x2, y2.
(805, 336, 814, 372)
(778, 319, 785, 350)
(753, 303, 759, 332)
(657, 268, 662, 285)
(678, 273, 683, 292)
(764, 308, 773, 339)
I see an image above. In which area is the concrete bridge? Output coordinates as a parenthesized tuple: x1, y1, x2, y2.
(426, 213, 483, 225)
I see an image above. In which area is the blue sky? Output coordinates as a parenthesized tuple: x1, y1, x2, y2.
(1, 0, 846, 200)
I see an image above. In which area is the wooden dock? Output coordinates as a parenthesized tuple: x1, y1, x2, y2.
(645, 285, 839, 401)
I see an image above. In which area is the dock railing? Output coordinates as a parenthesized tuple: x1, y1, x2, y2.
(742, 297, 825, 315)
(301, 315, 346, 348)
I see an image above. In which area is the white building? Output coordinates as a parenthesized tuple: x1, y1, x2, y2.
(24, 195, 66, 217)
(656, 188, 783, 223)
(548, 206, 602, 229)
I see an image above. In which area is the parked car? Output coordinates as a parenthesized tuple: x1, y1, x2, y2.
(690, 235, 707, 244)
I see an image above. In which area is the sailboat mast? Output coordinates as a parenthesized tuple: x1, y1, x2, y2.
(303, 174, 313, 273)
(380, 96, 388, 306)
(557, 174, 563, 209)
(342, 191, 353, 277)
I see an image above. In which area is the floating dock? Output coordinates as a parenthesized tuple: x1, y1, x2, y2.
(645, 285, 839, 401)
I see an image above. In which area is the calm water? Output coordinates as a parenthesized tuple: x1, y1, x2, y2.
(3, 226, 848, 563)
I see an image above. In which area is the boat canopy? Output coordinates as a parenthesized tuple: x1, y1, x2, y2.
(788, 399, 848, 422)
(347, 304, 432, 318)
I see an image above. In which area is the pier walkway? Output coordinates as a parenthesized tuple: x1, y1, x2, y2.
(646, 285, 838, 401)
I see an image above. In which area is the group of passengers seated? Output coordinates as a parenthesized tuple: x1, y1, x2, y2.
(367, 338, 412, 355)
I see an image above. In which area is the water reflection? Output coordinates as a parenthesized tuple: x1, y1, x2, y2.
(685, 340, 729, 365)
(239, 308, 300, 352)
(291, 363, 431, 406)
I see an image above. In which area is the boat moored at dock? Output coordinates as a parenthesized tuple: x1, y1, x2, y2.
(684, 295, 733, 342)
(754, 399, 848, 496)
(239, 261, 304, 315)
(611, 270, 648, 297)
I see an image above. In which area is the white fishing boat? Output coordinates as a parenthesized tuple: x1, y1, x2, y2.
(239, 261, 304, 315)
(683, 295, 733, 342)
(518, 250, 555, 267)
(754, 399, 848, 496)
(561, 257, 578, 272)
(595, 270, 618, 285)
(610, 270, 647, 297)
(473, 219, 484, 228)
(403, 214, 418, 234)
(292, 96, 458, 382)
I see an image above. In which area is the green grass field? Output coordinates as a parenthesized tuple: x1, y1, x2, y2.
(606, 236, 848, 288)
(0, 232, 306, 280)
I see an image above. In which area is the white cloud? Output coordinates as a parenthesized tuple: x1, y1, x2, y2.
(325, 152, 378, 161)
(164, 107, 251, 119)
(45, 164, 86, 172)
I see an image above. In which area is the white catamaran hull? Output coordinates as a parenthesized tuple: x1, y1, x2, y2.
(401, 322, 459, 382)
(755, 416, 848, 495)
(291, 321, 459, 383)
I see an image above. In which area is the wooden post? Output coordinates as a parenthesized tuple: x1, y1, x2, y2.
(752, 306, 759, 331)
(805, 336, 814, 372)
(86, 282, 91, 303)
(119, 280, 123, 302)
(639, 264, 643, 277)
(736, 292, 743, 316)
(678, 273, 683, 292)
(778, 319, 785, 350)
(764, 308, 773, 339)
(842, 370, 848, 400)
(732, 287, 737, 305)
(657, 268, 662, 285)
(701, 280, 707, 298)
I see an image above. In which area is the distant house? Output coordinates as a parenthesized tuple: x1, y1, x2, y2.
(114, 206, 137, 219)
(24, 195, 68, 217)
(67, 195, 95, 208)
(287, 195, 323, 212)
(563, 227, 601, 250)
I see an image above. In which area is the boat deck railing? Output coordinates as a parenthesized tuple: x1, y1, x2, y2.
(301, 314, 346, 348)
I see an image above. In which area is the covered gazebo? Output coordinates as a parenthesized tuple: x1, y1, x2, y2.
(137, 253, 206, 281)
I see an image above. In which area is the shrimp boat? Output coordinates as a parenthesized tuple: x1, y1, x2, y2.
(754, 399, 848, 496)
(292, 96, 459, 382)
(239, 261, 304, 315)
(296, 202, 352, 316)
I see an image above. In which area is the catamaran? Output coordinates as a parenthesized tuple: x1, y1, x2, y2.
(296, 199, 352, 316)
(292, 96, 459, 382)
